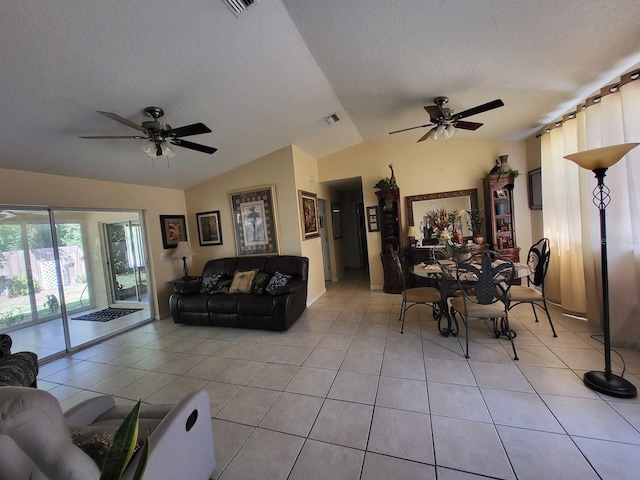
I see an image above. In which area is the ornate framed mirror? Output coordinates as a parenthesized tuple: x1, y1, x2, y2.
(405, 188, 479, 238)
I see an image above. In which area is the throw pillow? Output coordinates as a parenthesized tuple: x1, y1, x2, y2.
(70, 426, 143, 470)
(229, 269, 258, 294)
(265, 271, 292, 295)
(211, 278, 232, 294)
(199, 273, 223, 294)
(252, 271, 272, 294)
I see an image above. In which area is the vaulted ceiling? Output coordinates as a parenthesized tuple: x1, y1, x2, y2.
(1, 0, 640, 189)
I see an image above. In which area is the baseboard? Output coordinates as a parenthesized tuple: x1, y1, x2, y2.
(370, 284, 383, 290)
(307, 289, 327, 306)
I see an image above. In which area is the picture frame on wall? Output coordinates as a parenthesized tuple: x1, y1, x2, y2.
(367, 205, 380, 232)
(299, 190, 320, 240)
(332, 202, 343, 239)
(196, 210, 223, 246)
(159, 215, 187, 249)
(528, 168, 542, 210)
(229, 185, 279, 256)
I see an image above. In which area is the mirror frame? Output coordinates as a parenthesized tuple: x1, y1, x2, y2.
(405, 188, 479, 227)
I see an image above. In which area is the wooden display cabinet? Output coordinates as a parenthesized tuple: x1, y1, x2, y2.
(376, 188, 403, 293)
(483, 174, 520, 263)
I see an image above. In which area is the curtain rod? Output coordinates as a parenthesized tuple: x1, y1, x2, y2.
(536, 68, 640, 138)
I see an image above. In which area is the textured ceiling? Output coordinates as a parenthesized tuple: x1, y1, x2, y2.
(1, 0, 640, 189)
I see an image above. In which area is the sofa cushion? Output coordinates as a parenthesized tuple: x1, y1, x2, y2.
(252, 271, 272, 294)
(237, 294, 275, 316)
(229, 269, 258, 294)
(211, 278, 232, 294)
(199, 273, 224, 294)
(266, 271, 292, 295)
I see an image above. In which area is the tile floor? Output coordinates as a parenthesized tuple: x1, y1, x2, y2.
(36, 269, 640, 480)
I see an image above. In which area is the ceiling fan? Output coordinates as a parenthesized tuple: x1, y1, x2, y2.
(80, 106, 217, 157)
(389, 97, 504, 142)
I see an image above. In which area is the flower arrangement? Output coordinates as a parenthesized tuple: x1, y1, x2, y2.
(425, 208, 449, 231)
(466, 208, 484, 236)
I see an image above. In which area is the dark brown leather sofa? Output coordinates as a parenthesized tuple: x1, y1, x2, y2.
(169, 255, 309, 331)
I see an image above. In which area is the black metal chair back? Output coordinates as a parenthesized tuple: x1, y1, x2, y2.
(527, 238, 550, 288)
(455, 251, 515, 305)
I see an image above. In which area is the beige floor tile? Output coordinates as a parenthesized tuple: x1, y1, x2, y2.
(317, 333, 353, 350)
(42, 360, 104, 383)
(422, 338, 466, 361)
(285, 366, 337, 397)
(202, 381, 243, 416)
(210, 419, 254, 480)
(290, 331, 324, 347)
(309, 399, 373, 450)
(361, 452, 435, 480)
(212, 341, 255, 359)
(183, 356, 234, 380)
(130, 350, 181, 371)
(214, 359, 265, 385)
(219, 428, 304, 480)
(161, 336, 206, 353)
(144, 376, 208, 404)
(511, 344, 566, 367)
(247, 363, 299, 390)
(302, 347, 346, 370)
(289, 439, 365, 480)
(381, 353, 426, 380)
(498, 426, 600, 480)
(431, 416, 514, 479)
(215, 386, 280, 426)
(542, 394, 640, 444)
(436, 467, 499, 480)
(519, 365, 599, 398)
(549, 346, 619, 371)
(63, 364, 125, 389)
(340, 351, 383, 375)
(240, 342, 283, 362)
(573, 436, 640, 480)
(428, 382, 489, 421)
(481, 388, 563, 432)
(356, 323, 389, 337)
(469, 361, 535, 392)
(349, 335, 386, 354)
(188, 338, 230, 356)
(155, 353, 206, 375)
(368, 406, 433, 464)
(376, 376, 428, 413)
(268, 345, 314, 365)
(328, 371, 379, 405)
(326, 322, 359, 335)
(116, 371, 177, 400)
(258, 392, 324, 437)
(48, 384, 86, 402)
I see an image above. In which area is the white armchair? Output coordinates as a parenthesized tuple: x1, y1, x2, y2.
(0, 386, 215, 480)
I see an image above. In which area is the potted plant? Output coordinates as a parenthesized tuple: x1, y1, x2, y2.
(467, 208, 485, 244)
(374, 177, 398, 192)
(449, 239, 471, 263)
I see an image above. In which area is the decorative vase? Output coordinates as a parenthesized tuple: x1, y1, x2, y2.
(498, 155, 510, 173)
(473, 235, 484, 244)
(438, 230, 451, 245)
(496, 203, 506, 215)
(454, 251, 471, 263)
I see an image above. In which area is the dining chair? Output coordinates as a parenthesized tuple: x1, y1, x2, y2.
(507, 238, 557, 337)
(449, 251, 518, 360)
(390, 249, 441, 334)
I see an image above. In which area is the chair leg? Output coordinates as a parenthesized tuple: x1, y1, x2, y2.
(400, 300, 406, 334)
(531, 303, 539, 322)
(502, 315, 518, 361)
(541, 299, 558, 337)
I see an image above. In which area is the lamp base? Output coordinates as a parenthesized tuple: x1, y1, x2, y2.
(583, 371, 637, 398)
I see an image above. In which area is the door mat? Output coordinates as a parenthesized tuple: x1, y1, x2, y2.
(72, 307, 143, 322)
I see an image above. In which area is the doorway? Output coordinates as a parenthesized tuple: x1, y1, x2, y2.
(318, 199, 332, 281)
(104, 221, 148, 303)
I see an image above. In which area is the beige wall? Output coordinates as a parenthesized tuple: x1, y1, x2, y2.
(0, 167, 187, 318)
(318, 139, 531, 288)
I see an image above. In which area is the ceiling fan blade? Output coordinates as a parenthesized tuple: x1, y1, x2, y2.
(424, 105, 443, 122)
(389, 123, 433, 135)
(96, 111, 146, 132)
(170, 122, 212, 138)
(453, 99, 504, 120)
(170, 138, 217, 154)
(417, 127, 437, 143)
(79, 135, 147, 139)
(453, 121, 483, 131)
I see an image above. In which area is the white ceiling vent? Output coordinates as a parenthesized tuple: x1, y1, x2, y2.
(222, 0, 256, 15)
(325, 113, 340, 125)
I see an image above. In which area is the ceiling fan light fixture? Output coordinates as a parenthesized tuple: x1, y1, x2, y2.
(141, 142, 176, 159)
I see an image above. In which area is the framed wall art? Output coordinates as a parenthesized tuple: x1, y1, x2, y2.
(196, 210, 223, 246)
(528, 168, 542, 210)
(332, 202, 343, 239)
(159, 215, 187, 249)
(229, 185, 280, 256)
(299, 190, 320, 240)
(367, 205, 380, 232)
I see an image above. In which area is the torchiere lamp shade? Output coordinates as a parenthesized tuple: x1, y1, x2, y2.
(565, 143, 639, 170)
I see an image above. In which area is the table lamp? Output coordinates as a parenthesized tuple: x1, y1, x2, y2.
(407, 225, 417, 246)
(565, 142, 639, 398)
(172, 241, 195, 280)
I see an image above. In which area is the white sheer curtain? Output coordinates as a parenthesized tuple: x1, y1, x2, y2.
(541, 76, 640, 349)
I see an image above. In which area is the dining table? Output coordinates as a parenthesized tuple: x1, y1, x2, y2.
(410, 259, 533, 337)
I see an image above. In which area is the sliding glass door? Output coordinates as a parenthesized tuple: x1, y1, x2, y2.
(0, 207, 151, 360)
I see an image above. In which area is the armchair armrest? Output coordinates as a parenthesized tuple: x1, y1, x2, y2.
(172, 277, 202, 294)
(64, 395, 116, 427)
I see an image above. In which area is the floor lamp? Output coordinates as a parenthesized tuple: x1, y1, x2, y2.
(565, 142, 639, 398)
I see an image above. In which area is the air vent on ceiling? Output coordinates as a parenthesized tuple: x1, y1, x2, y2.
(325, 113, 340, 125)
(222, 0, 255, 15)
